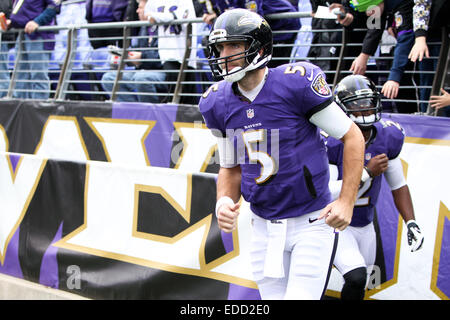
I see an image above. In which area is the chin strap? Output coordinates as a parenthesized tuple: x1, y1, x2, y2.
(222, 53, 271, 83)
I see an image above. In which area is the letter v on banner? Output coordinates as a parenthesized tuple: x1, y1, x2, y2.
(0, 153, 47, 264)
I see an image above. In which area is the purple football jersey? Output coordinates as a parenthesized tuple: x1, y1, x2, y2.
(325, 119, 405, 227)
(200, 62, 335, 220)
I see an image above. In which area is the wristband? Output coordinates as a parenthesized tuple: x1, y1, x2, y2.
(364, 166, 374, 178)
(215, 196, 234, 217)
(361, 167, 371, 183)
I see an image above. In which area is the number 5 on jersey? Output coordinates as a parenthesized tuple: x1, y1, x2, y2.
(242, 130, 278, 184)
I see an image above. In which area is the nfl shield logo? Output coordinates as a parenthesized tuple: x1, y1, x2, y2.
(246, 108, 255, 119)
(365, 153, 372, 161)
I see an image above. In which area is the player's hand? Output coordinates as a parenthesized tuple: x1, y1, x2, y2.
(381, 80, 400, 99)
(406, 220, 424, 252)
(24, 20, 39, 34)
(366, 153, 389, 177)
(408, 36, 429, 62)
(350, 53, 369, 75)
(317, 199, 353, 231)
(429, 88, 450, 110)
(216, 202, 240, 233)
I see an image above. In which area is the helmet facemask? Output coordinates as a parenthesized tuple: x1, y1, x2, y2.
(207, 32, 271, 82)
(341, 94, 382, 129)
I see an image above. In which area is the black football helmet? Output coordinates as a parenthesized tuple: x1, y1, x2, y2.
(334, 75, 382, 128)
(206, 9, 273, 82)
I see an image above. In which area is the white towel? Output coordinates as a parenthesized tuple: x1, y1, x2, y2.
(263, 219, 287, 278)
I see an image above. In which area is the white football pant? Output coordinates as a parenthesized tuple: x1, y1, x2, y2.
(250, 210, 338, 300)
(332, 222, 376, 281)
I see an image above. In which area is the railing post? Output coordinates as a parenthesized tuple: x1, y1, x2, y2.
(54, 26, 77, 101)
(332, 26, 348, 89)
(427, 26, 449, 116)
(172, 23, 192, 104)
(110, 26, 131, 102)
(6, 31, 24, 99)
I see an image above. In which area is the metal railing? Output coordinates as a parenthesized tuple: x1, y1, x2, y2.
(0, 10, 448, 116)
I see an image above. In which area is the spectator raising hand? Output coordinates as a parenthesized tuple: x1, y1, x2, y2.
(429, 89, 450, 110)
(408, 36, 429, 62)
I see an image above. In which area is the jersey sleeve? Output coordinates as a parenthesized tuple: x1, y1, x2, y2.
(384, 121, 405, 159)
(301, 63, 334, 118)
(198, 83, 226, 137)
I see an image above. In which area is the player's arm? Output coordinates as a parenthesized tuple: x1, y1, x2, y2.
(214, 135, 242, 233)
(311, 102, 365, 230)
(384, 157, 424, 251)
(216, 166, 241, 233)
(328, 122, 365, 229)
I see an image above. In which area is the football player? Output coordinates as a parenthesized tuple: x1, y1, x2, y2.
(199, 9, 365, 299)
(326, 75, 424, 300)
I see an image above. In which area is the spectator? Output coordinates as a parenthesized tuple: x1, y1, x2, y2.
(307, 0, 343, 75)
(380, 0, 417, 113)
(200, 0, 222, 25)
(9, 0, 61, 100)
(101, 0, 165, 103)
(408, 0, 450, 113)
(330, 0, 387, 76)
(429, 88, 450, 117)
(85, 0, 128, 49)
(408, 0, 449, 62)
(0, 0, 14, 98)
(144, 0, 199, 105)
(262, 0, 301, 67)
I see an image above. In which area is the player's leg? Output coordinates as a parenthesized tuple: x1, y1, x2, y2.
(355, 222, 377, 288)
(333, 226, 368, 300)
(284, 212, 338, 300)
(249, 213, 289, 299)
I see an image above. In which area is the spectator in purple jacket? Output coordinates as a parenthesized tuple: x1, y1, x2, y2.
(85, 0, 129, 49)
(9, 0, 61, 100)
(200, 0, 301, 67)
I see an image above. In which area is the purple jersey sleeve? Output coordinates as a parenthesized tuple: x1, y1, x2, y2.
(198, 82, 227, 137)
(276, 62, 334, 119)
(381, 120, 405, 159)
(300, 63, 334, 118)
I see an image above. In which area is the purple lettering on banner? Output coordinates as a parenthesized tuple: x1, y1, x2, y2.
(437, 217, 450, 297)
(39, 222, 63, 288)
(8, 153, 21, 173)
(0, 227, 23, 279)
(112, 102, 179, 168)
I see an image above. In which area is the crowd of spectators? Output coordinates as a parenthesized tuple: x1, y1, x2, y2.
(0, 0, 448, 115)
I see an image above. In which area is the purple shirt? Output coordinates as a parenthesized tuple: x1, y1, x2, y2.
(85, 0, 128, 23)
(325, 120, 405, 227)
(200, 62, 334, 220)
(206, 0, 301, 41)
(10, 0, 61, 50)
